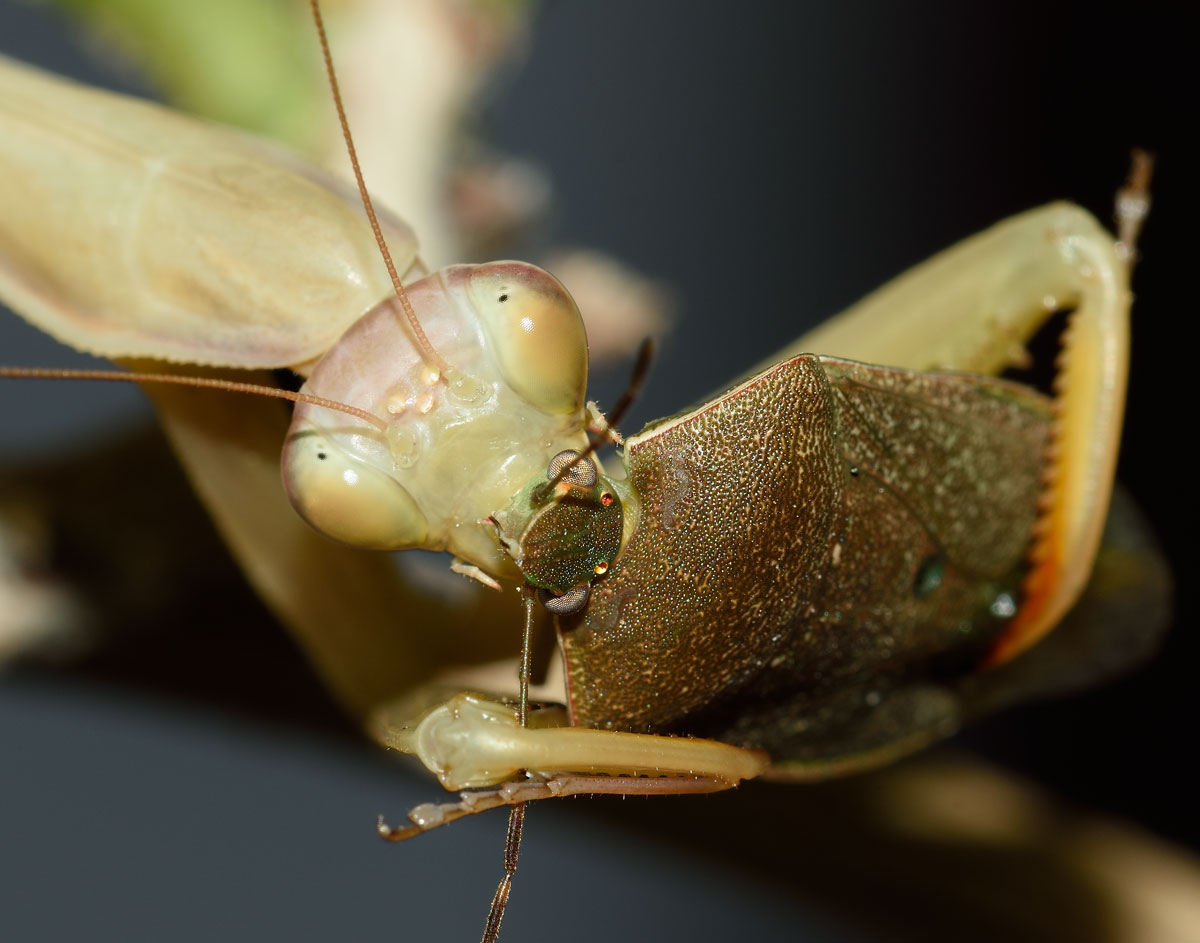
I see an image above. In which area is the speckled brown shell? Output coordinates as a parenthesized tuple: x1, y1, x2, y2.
(559, 355, 1052, 762)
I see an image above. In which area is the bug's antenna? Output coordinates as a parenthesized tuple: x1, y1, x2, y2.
(480, 590, 535, 943)
(308, 0, 452, 378)
(0, 367, 387, 430)
(537, 338, 655, 502)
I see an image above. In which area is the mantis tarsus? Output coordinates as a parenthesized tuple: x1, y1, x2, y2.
(0, 1, 1189, 941)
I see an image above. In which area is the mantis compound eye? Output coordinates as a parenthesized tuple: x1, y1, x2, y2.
(466, 262, 588, 416)
(282, 422, 428, 550)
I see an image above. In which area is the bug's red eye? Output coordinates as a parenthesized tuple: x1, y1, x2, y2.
(600, 492, 614, 507)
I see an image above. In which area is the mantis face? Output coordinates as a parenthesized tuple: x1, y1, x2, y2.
(282, 261, 591, 576)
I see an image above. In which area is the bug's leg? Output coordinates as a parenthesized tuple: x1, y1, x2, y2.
(775, 200, 1135, 666)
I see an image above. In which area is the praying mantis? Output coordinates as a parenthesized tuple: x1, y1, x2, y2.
(0, 1, 1180, 940)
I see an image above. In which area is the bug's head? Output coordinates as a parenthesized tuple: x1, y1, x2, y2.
(489, 450, 623, 615)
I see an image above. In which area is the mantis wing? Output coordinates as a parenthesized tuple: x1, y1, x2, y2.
(0, 54, 419, 369)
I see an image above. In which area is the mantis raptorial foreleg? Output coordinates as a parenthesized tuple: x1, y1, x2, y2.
(376, 692, 768, 791)
(371, 693, 769, 840)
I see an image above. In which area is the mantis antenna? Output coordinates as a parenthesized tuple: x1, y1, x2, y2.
(307, 0, 453, 380)
(0, 367, 388, 431)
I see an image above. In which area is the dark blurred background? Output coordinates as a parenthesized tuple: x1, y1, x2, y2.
(0, 1, 1195, 941)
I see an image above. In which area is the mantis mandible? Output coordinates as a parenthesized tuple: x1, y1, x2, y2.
(0, 3, 1171, 935)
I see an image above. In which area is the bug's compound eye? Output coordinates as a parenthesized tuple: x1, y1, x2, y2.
(538, 584, 590, 615)
(546, 449, 598, 488)
(466, 262, 588, 415)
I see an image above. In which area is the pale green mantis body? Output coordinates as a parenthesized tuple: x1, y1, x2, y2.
(0, 3, 1180, 935)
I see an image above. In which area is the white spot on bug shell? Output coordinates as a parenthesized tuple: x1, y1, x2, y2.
(1042, 294, 1058, 310)
(831, 542, 843, 565)
(990, 592, 1017, 619)
(865, 690, 882, 707)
